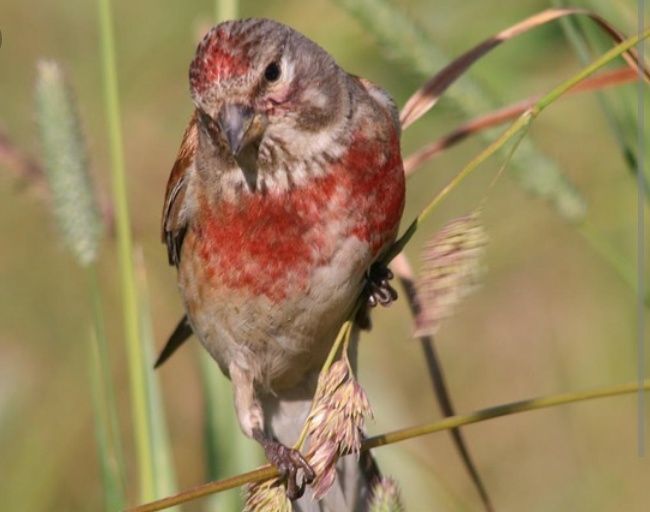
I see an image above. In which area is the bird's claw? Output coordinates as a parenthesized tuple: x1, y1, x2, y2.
(260, 437, 315, 500)
(365, 261, 398, 307)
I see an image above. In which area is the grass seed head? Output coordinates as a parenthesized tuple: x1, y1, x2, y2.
(369, 477, 404, 512)
(305, 357, 372, 499)
(416, 211, 487, 336)
(244, 478, 291, 512)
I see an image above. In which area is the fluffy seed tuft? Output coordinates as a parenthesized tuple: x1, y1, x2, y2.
(416, 210, 487, 336)
(305, 358, 373, 499)
(368, 477, 404, 512)
(35, 60, 103, 266)
(244, 478, 291, 512)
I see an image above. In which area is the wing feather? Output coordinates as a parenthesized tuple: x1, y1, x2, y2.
(162, 113, 198, 266)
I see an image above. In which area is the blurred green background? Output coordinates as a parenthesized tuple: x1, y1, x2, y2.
(1, 0, 649, 510)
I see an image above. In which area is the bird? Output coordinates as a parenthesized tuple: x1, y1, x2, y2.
(157, 18, 405, 510)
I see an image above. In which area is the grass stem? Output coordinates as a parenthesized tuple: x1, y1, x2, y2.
(97, 0, 154, 501)
(126, 378, 650, 512)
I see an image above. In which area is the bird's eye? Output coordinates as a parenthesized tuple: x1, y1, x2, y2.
(264, 62, 281, 82)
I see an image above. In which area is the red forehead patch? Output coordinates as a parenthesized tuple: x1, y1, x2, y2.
(190, 27, 250, 95)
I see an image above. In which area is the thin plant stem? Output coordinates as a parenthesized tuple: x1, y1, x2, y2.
(125, 378, 650, 512)
(388, 113, 532, 261)
(403, 67, 638, 176)
(97, 0, 154, 501)
(363, 379, 650, 449)
(393, 253, 493, 512)
(294, 317, 356, 450)
(87, 265, 126, 510)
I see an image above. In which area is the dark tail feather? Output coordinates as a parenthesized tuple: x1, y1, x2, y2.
(154, 315, 193, 369)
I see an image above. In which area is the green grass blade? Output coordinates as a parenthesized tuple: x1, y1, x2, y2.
(333, 0, 587, 220)
(90, 324, 127, 511)
(199, 350, 263, 512)
(96, 0, 154, 501)
(135, 250, 180, 508)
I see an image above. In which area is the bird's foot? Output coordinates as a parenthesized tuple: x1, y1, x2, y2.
(364, 261, 398, 307)
(254, 430, 315, 500)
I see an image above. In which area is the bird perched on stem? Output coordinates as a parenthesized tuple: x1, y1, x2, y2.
(157, 18, 405, 510)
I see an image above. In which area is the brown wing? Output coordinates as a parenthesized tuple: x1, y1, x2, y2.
(156, 114, 199, 368)
(162, 112, 198, 266)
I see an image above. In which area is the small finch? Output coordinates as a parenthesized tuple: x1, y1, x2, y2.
(157, 18, 405, 509)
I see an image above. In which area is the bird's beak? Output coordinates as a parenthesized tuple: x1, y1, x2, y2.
(217, 104, 267, 158)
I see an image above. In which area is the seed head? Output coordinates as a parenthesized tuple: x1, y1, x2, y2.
(305, 359, 372, 499)
(416, 211, 487, 336)
(369, 477, 404, 512)
(244, 478, 291, 512)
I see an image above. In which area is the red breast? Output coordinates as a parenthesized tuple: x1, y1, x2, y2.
(194, 126, 405, 303)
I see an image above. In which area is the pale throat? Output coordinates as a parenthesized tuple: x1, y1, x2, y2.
(205, 119, 350, 202)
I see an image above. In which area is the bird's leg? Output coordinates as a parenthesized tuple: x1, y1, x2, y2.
(364, 260, 398, 307)
(229, 363, 314, 500)
(252, 428, 315, 499)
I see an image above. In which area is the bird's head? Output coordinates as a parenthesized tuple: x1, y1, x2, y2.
(190, 18, 350, 182)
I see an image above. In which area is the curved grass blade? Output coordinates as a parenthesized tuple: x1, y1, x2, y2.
(399, 7, 646, 128)
(403, 67, 638, 175)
